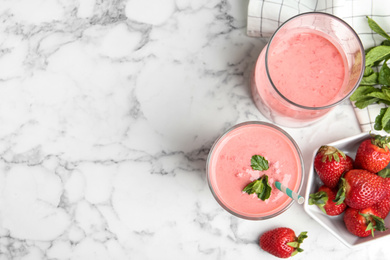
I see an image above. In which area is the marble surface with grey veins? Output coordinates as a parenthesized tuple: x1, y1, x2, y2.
(0, 0, 388, 259)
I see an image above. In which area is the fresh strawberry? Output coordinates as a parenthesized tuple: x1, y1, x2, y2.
(378, 168, 390, 191)
(354, 134, 390, 173)
(309, 185, 347, 216)
(343, 207, 387, 237)
(259, 227, 307, 258)
(334, 169, 387, 209)
(372, 196, 390, 219)
(373, 169, 390, 218)
(314, 145, 353, 188)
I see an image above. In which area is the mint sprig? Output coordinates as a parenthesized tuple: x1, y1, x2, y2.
(350, 17, 390, 132)
(243, 175, 272, 201)
(251, 155, 269, 171)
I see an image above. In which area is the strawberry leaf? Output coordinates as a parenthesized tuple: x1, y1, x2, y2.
(308, 191, 328, 214)
(372, 215, 387, 232)
(334, 178, 346, 205)
(370, 133, 390, 149)
(297, 232, 308, 243)
(286, 242, 298, 248)
(378, 168, 390, 178)
(287, 232, 307, 257)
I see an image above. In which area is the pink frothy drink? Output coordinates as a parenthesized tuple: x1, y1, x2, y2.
(207, 121, 304, 220)
(252, 13, 365, 127)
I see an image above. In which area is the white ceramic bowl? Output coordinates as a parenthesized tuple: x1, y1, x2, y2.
(304, 132, 390, 248)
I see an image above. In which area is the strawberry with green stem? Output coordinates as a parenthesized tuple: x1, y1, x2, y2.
(259, 227, 307, 258)
(335, 169, 387, 209)
(314, 145, 353, 188)
(354, 134, 390, 173)
(373, 168, 390, 218)
(309, 185, 346, 216)
(343, 207, 387, 237)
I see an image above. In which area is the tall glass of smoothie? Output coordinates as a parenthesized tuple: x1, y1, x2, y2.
(207, 121, 304, 220)
(252, 12, 365, 127)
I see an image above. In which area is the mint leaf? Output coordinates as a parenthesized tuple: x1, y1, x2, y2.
(379, 61, 390, 85)
(366, 45, 390, 67)
(243, 175, 272, 201)
(368, 91, 390, 102)
(360, 72, 379, 85)
(251, 155, 269, 171)
(367, 16, 390, 41)
(355, 97, 380, 109)
(350, 86, 380, 101)
(383, 87, 390, 99)
(375, 107, 390, 133)
(382, 107, 390, 132)
(375, 108, 386, 131)
(353, 18, 390, 133)
(364, 66, 374, 77)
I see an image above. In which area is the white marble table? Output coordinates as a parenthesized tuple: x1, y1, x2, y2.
(0, 0, 387, 259)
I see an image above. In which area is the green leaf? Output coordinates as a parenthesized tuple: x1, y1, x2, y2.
(381, 109, 390, 132)
(350, 86, 378, 101)
(350, 86, 380, 101)
(287, 231, 307, 257)
(242, 175, 272, 201)
(382, 40, 390, 46)
(365, 45, 390, 67)
(368, 91, 390, 101)
(251, 155, 269, 171)
(375, 108, 386, 131)
(360, 72, 379, 85)
(367, 16, 390, 41)
(382, 108, 390, 131)
(355, 97, 380, 109)
(374, 108, 390, 132)
(364, 66, 374, 77)
(334, 178, 346, 205)
(378, 168, 390, 178)
(372, 215, 387, 232)
(382, 87, 390, 99)
(379, 61, 390, 85)
(308, 191, 328, 214)
(287, 242, 299, 248)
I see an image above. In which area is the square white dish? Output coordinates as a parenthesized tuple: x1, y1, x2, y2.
(303, 132, 390, 248)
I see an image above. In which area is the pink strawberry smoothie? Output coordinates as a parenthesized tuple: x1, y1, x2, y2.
(267, 30, 347, 107)
(207, 122, 303, 219)
(252, 29, 349, 125)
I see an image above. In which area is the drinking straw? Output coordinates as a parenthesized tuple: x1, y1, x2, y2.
(275, 181, 304, 204)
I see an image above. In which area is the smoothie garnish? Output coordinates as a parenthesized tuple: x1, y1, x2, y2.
(350, 17, 390, 133)
(251, 155, 269, 171)
(243, 175, 272, 201)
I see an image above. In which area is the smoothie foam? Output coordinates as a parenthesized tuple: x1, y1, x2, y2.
(207, 122, 303, 219)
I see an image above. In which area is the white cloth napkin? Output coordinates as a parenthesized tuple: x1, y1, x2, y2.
(247, 0, 390, 132)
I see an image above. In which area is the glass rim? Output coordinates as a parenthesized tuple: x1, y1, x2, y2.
(206, 121, 305, 220)
(264, 12, 365, 110)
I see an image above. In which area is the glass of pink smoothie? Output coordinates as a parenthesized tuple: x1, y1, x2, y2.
(252, 12, 365, 127)
(207, 121, 304, 220)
